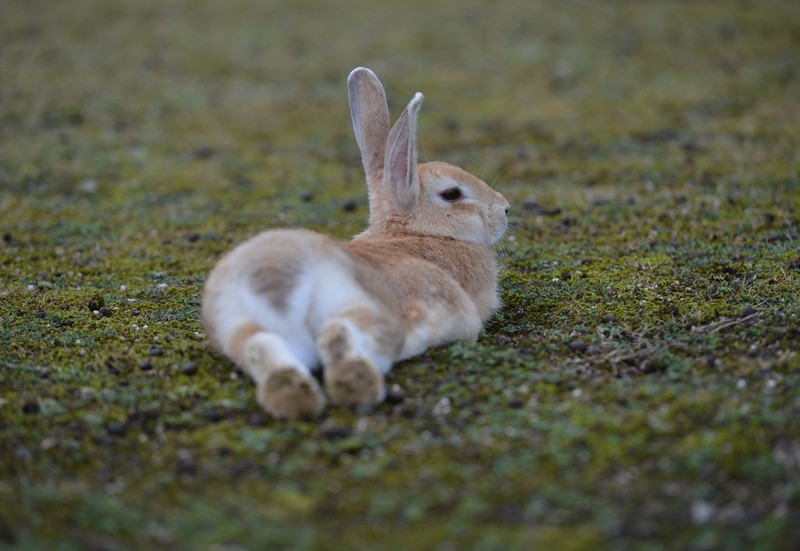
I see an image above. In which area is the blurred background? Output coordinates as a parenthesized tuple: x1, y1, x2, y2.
(3, 0, 797, 218)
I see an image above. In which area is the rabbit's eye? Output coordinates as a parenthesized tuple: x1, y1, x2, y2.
(440, 188, 462, 202)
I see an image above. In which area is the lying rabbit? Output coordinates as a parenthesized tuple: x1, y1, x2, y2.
(202, 68, 509, 419)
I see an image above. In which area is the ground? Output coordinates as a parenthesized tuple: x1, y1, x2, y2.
(1, 1, 799, 550)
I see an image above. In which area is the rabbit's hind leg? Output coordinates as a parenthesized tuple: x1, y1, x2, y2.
(243, 331, 326, 420)
(317, 308, 401, 410)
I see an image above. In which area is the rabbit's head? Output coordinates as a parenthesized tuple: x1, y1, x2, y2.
(348, 68, 509, 247)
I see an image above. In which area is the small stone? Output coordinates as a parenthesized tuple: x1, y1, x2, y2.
(587, 344, 602, 356)
(300, 191, 314, 202)
(187, 233, 200, 242)
(93, 434, 113, 446)
(106, 421, 127, 437)
(181, 362, 198, 375)
(432, 397, 452, 417)
(321, 424, 352, 440)
(568, 340, 588, 352)
(192, 146, 214, 160)
(175, 449, 197, 475)
(22, 400, 40, 414)
(523, 198, 542, 212)
(247, 412, 268, 426)
(603, 315, 617, 324)
(231, 458, 258, 478)
(441, 118, 460, 133)
(385, 384, 406, 405)
(742, 307, 758, 317)
(15, 445, 32, 461)
(217, 446, 233, 457)
(138, 360, 154, 371)
(97, 306, 113, 318)
(204, 409, 223, 422)
(691, 501, 715, 524)
(508, 396, 525, 408)
(78, 179, 98, 194)
(342, 199, 358, 213)
(149, 345, 164, 357)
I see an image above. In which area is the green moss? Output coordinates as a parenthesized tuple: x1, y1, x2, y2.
(2, 0, 800, 549)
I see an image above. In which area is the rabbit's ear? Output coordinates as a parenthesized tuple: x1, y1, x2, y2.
(384, 92, 423, 213)
(348, 67, 390, 176)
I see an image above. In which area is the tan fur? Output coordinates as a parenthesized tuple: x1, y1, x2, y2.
(201, 68, 509, 419)
(259, 368, 326, 420)
(227, 323, 264, 367)
(318, 320, 385, 408)
(251, 253, 302, 313)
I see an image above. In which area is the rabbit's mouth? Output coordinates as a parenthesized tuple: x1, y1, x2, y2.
(488, 218, 509, 246)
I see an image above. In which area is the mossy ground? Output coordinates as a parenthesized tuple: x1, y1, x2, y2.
(2, 1, 799, 549)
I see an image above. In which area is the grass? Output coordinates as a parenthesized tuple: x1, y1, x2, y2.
(1, 0, 799, 549)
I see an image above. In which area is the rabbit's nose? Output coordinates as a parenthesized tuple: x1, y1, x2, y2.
(505, 206, 510, 215)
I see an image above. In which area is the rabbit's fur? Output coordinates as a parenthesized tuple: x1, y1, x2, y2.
(202, 68, 509, 419)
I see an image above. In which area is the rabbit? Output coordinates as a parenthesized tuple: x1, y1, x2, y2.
(201, 67, 510, 420)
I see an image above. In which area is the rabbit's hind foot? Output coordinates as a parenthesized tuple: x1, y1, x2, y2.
(245, 332, 325, 420)
(318, 320, 386, 410)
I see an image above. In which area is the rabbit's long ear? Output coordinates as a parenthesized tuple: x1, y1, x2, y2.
(348, 67, 390, 176)
(384, 92, 423, 214)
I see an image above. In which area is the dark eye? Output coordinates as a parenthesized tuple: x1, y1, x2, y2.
(440, 187, 462, 202)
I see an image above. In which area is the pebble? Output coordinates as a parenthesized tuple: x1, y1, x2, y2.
(22, 399, 40, 414)
(98, 306, 113, 318)
(742, 307, 758, 317)
(175, 449, 197, 475)
(217, 446, 233, 457)
(603, 315, 617, 323)
(247, 412, 268, 426)
(385, 384, 406, 405)
(569, 340, 588, 352)
(193, 146, 215, 160)
(106, 421, 127, 437)
(691, 501, 715, 524)
(300, 191, 314, 202)
(587, 344, 602, 356)
(181, 362, 198, 375)
(523, 198, 542, 211)
(204, 409, 223, 423)
(138, 360, 154, 371)
(187, 233, 200, 242)
(342, 199, 358, 212)
(508, 396, 525, 408)
(150, 345, 165, 357)
(78, 179, 98, 194)
(522, 198, 562, 216)
(320, 424, 352, 440)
